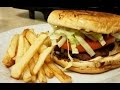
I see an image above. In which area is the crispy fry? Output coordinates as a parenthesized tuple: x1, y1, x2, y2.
(23, 65, 32, 82)
(47, 62, 72, 83)
(2, 34, 19, 67)
(28, 58, 37, 82)
(2, 52, 15, 67)
(29, 51, 39, 82)
(38, 45, 47, 54)
(31, 75, 37, 83)
(26, 30, 50, 52)
(29, 52, 39, 73)
(43, 37, 51, 46)
(11, 34, 48, 79)
(22, 38, 32, 82)
(26, 30, 36, 44)
(33, 52, 39, 63)
(7, 34, 19, 58)
(43, 63, 54, 78)
(38, 66, 47, 83)
(29, 58, 35, 73)
(45, 54, 52, 63)
(22, 29, 29, 37)
(32, 46, 54, 75)
(15, 35, 24, 63)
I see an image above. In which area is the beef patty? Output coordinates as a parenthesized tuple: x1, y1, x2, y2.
(54, 43, 115, 61)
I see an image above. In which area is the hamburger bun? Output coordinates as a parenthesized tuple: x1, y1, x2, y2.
(52, 52, 120, 73)
(47, 10, 120, 74)
(47, 10, 120, 34)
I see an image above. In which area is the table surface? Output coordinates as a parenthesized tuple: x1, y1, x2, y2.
(0, 7, 46, 33)
(0, 7, 120, 83)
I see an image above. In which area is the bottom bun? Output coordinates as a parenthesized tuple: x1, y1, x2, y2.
(52, 54, 120, 74)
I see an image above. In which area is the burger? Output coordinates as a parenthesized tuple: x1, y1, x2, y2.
(47, 10, 120, 73)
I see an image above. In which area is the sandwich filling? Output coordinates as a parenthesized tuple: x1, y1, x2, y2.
(49, 26, 120, 61)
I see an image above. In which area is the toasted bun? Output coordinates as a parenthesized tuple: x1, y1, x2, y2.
(52, 52, 120, 73)
(47, 10, 120, 34)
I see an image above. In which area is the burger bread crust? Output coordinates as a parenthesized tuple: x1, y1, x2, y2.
(47, 10, 120, 34)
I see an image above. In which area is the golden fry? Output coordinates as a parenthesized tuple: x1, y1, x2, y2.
(23, 65, 32, 82)
(26, 30, 50, 51)
(45, 54, 52, 63)
(32, 46, 54, 75)
(47, 62, 72, 83)
(31, 75, 37, 83)
(29, 58, 35, 74)
(38, 45, 47, 54)
(43, 63, 54, 78)
(22, 38, 32, 82)
(11, 34, 48, 79)
(26, 30, 36, 44)
(38, 66, 47, 83)
(15, 35, 24, 63)
(7, 34, 19, 58)
(2, 52, 15, 67)
(2, 34, 19, 67)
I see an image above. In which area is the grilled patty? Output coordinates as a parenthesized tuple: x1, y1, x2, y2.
(54, 43, 115, 61)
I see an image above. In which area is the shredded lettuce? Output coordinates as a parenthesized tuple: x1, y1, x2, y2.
(55, 29, 79, 54)
(75, 35, 95, 57)
(63, 39, 73, 71)
(67, 35, 79, 54)
(91, 34, 106, 46)
(81, 30, 106, 46)
(49, 33, 61, 46)
(85, 35, 97, 41)
(57, 36, 67, 47)
(112, 33, 120, 41)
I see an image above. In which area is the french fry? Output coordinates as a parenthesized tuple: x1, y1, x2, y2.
(43, 37, 51, 47)
(2, 34, 19, 67)
(38, 66, 47, 83)
(22, 38, 32, 82)
(23, 38, 30, 53)
(26, 31, 41, 82)
(38, 44, 47, 54)
(31, 75, 37, 83)
(32, 46, 54, 75)
(22, 65, 32, 82)
(43, 63, 54, 78)
(47, 61, 72, 83)
(26, 30, 50, 52)
(29, 58, 37, 82)
(11, 34, 48, 79)
(22, 29, 34, 37)
(2, 52, 15, 67)
(29, 58, 35, 74)
(33, 52, 39, 63)
(29, 53, 39, 82)
(15, 35, 24, 63)
(26, 30, 36, 44)
(45, 54, 52, 63)
(7, 34, 19, 58)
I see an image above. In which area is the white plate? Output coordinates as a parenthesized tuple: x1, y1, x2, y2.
(0, 23, 120, 83)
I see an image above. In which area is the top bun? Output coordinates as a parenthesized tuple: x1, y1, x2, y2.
(47, 10, 120, 34)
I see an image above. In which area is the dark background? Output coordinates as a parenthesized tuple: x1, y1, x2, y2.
(1, 0, 120, 20)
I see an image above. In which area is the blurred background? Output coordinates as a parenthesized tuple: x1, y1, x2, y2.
(0, 7, 46, 33)
(0, 0, 120, 33)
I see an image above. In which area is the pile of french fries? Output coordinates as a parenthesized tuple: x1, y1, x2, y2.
(2, 29, 72, 83)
